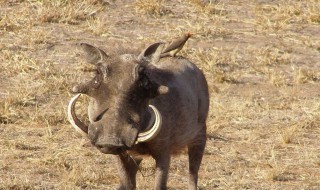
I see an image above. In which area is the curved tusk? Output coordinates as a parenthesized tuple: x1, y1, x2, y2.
(136, 105, 162, 143)
(67, 94, 88, 135)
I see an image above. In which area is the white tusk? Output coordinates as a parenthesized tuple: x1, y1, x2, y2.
(67, 94, 88, 136)
(136, 105, 162, 143)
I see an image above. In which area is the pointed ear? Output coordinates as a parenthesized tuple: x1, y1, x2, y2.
(138, 42, 164, 64)
(79, 43, 108, 65)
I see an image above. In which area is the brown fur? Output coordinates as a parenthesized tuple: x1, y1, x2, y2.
(72, 42, 209, 190)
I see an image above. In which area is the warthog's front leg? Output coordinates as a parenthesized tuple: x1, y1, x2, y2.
(153, 151, 171, 190)
(116, 153, 141, 190)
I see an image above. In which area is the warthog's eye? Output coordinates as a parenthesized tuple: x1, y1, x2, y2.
(92, 76, 101, 88)
(91, 69, 102, 89)
(127, 114, 139, 125)
(127, 117, 134, 124)
(127, 113, 140, 125)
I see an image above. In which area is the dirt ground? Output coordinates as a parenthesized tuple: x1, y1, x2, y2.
(0, 0, 320, 189)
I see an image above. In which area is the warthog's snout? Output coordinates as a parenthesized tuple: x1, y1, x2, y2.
(92, 139, 125, 155)
(96, 144, 125, 155)
(88, 122, 127, 154)
(68, 94, 163, 151)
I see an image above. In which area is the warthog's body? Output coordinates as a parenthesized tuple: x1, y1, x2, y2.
(69, 42, 209, 190)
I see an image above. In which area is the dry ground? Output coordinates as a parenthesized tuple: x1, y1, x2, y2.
(1, 0, 320, 189)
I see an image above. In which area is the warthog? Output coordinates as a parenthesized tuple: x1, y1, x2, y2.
(68, 42, 209, 190)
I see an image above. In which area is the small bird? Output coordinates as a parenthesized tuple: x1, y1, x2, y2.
(161, 32, 193, 57)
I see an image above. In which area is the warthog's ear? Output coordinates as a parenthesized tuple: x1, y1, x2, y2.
(138, 42, 164, 64)
(79, 43, 108, 65)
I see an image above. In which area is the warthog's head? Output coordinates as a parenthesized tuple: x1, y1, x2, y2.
(68, 42, 169, 154)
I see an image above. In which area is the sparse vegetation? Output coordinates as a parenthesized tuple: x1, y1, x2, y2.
(0, 0, 319, 189)
(134, 0, 169, 17)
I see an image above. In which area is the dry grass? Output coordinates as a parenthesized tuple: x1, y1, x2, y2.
(134, 0, 169, 17)
(36, 0, 105, 24)
(294, 67, 320, 84)
(255, 0, 320, 27)
(0, 0, 320, 189)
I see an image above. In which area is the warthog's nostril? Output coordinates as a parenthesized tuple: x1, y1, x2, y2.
(95, 143, 125, 154)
